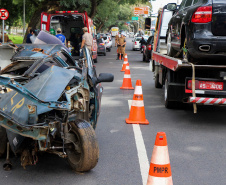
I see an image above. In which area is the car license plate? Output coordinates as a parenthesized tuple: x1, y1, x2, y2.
(199, 81, 223, 90)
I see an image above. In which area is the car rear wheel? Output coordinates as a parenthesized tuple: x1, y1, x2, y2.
(66, 119, 99, 172)
(167, 31, 177, 57)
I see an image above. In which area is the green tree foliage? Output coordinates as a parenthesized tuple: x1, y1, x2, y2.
(2, 0, 151, 40)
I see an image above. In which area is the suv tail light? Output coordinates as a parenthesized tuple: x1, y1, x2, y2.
(191, 6, 212, 23)
(99, 43, 104, 45)
(135, 42, 137, 45)
(148, 45, 152, 51)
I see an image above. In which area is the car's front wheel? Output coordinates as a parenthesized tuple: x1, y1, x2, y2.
(66, 119, 99, 172)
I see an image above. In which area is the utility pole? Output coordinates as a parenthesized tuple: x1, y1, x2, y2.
(23, 0, 25, 36)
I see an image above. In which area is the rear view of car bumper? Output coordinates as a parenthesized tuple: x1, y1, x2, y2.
(188, 39, 226, 59)
(187, 25, 226, 60)
(97, 48, 106, 54)
(133, 45, 140, 50)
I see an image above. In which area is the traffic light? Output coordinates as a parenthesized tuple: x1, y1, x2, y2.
(145, 18, 151, 30)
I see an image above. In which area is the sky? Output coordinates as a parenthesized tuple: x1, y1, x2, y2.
(151, 0, 182, 14)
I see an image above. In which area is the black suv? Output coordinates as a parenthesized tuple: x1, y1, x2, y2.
(143, 36, 154, 62)
(167, 0, 226, 63)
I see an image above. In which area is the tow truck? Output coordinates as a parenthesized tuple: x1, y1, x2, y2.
(150, 4, 226, 113)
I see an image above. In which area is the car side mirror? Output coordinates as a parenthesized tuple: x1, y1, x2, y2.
(166, 3, 177, 11)
(97, 73, 114, 83)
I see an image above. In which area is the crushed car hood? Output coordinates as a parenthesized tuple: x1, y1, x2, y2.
(0, 66, 76, 125)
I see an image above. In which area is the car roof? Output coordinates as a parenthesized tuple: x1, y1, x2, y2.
(13, 44, 66, 60)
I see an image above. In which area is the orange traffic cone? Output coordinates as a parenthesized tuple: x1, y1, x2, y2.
(119, 53, 121, 60)
(121, 54, 128, 72)
(120, 63, 134, 90)
(147, 132, 173, 185)
(125, 80, 149, 124)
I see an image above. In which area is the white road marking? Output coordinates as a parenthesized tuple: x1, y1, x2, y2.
(128, 100, 150, 185)
(110, 129, 119, 133)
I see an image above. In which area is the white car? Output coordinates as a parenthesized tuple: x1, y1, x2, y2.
(132, 37, 142, 51)
(103, 36, 112, 52)
(134, 33, 139, 38)
(129, 32, 134, 38)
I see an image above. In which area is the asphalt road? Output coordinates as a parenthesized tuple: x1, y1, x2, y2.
(1, 38, 226, 185)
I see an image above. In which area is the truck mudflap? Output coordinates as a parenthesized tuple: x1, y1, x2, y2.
(188, 97, 226, 105)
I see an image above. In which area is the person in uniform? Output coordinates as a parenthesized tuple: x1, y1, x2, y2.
(1, 31, 12, 43)
(117, 33, 126, 60)
(115, 33, 119, 47)
(81, 27, 93, 53)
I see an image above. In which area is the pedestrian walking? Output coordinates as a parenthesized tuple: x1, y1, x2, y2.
(26, 28, 34, 43)
(117, 33, 126, 60)
(30, 29, 38, 43)
(80, 27, 93, 53)
(56, 28, 66, 45)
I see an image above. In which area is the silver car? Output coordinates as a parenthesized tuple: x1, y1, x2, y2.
(132, 37, 142, 51)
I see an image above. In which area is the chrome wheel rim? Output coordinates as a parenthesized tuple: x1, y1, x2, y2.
(167, 32, 172, 55)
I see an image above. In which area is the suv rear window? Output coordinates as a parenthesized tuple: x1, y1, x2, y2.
(185, 0, 193, 7)
(193, 0, 199, 4)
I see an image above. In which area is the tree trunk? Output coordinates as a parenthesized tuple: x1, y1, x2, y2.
(22, 1, 60, 43)
(97, 22, 105, 32)
(90, 0, 97, 18)
(23, 7, 48, 43)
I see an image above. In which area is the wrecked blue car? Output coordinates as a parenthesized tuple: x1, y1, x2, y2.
(0, 44, 113, 171)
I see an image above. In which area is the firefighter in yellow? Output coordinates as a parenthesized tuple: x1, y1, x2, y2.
(117, 33, 126, 60)
(115, 34, 119, 47)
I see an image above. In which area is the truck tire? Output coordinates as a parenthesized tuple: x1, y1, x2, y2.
(143, 53, 145, 61)
(167, 31, 177, 57)
(164, 71, 183, 109)
(93, 58, 97, 63)
(0, 126, 7, 157)
(164, 72, 175, 108)
(155, 74, 163, 88)
(66, 119, 99, 172)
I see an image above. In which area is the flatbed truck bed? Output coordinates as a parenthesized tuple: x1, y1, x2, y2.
(150, 5, 226, 112)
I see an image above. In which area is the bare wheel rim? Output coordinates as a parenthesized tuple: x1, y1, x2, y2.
(167, 32, 172, 55)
